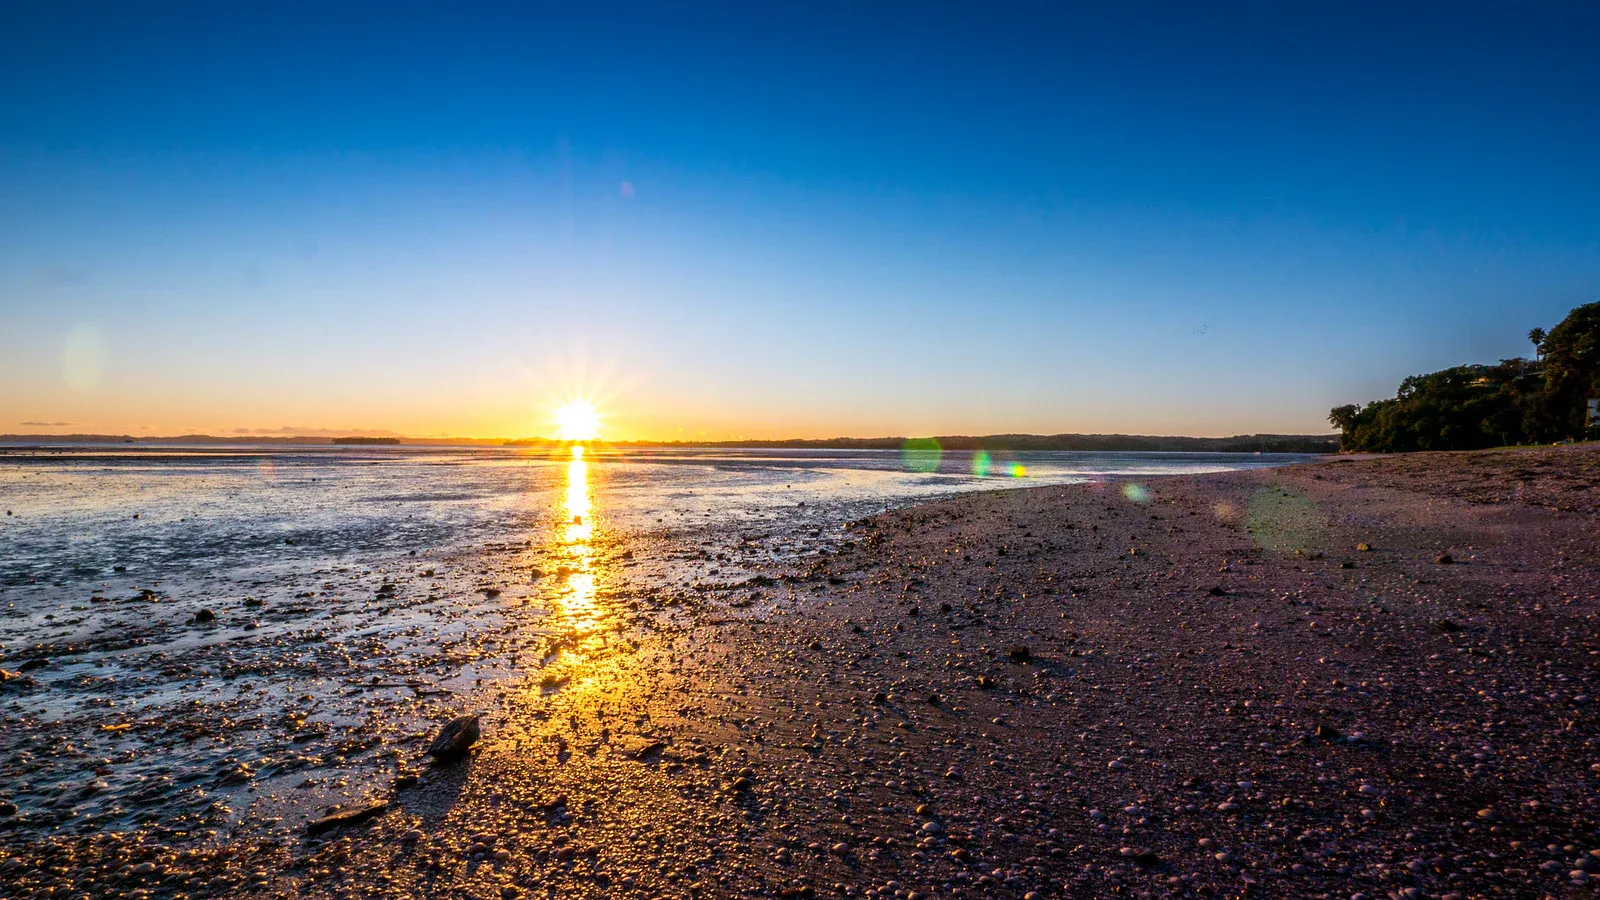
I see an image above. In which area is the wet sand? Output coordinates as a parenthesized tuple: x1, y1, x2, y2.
(6, 445, 1600, 898)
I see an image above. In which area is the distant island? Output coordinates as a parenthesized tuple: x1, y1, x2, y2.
(1, 432, 1338, 453)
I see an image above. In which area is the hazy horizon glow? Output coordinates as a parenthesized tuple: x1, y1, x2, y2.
(3, 2, 1597, 440)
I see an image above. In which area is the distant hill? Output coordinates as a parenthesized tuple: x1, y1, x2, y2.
(0, 433, 500, 447)
(3, 432, 1338, 453)
(515, 433, 1340, 453)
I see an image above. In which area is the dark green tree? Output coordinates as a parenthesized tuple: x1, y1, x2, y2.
(1328, 404, 1361, 434)
(1329, 301, 1600, 451)
(1534, 301, 1600, 439)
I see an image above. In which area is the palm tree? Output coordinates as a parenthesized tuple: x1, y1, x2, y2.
(1529, 327, 1547, 362)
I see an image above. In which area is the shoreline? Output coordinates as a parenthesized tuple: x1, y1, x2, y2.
(5, 445, 1598, 897)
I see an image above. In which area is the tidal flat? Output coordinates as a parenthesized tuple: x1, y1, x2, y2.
(2, 445, 1596, 898)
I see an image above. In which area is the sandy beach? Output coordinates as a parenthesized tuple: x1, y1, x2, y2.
(6, 445, 1599, 899)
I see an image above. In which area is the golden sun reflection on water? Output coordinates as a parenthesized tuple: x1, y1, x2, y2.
(557, 446, 600, 630)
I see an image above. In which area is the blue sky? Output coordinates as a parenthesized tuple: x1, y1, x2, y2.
(2, 1, 1597, 438)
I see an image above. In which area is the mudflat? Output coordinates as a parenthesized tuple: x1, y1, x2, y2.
(7, 446, 1598, 898)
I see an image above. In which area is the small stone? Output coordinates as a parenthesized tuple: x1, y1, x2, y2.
(193, 609, 216, 624)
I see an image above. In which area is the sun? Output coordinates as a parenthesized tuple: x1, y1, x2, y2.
(554, 400, 601, 442)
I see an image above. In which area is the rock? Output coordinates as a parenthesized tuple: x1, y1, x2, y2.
(1356, 543, 1373, 552)
(1314, 724, 1343, 741)
(305, 801, 388, 835)
(1208, 586, 1228, 596)
(1007, 645, 1031, 663)
(1119, 847, 1159, 867)
(428, 714, 481, 762)
(1435, 553, 1453, 564)
(193, 609, 216, 624)
(1437, 619, 1463, 633)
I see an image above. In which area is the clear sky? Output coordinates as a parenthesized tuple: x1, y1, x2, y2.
(2, 1, 1597, 440)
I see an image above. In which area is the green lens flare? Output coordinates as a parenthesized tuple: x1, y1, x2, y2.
(901, 438, 942, 474)
(972, 450, 992, 477)
(1121, 482, 1149, 502)
(1245, 486, 1324, 553)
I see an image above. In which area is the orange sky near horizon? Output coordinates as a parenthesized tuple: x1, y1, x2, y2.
(0, 320, 1341, 440)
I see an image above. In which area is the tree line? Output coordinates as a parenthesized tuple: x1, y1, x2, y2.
(1330, 301, 1600, 452)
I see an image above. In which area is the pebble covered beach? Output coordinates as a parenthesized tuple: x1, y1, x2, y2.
(3, 444, 1598, 898)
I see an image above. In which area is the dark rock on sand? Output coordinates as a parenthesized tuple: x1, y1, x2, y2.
(427, 714, 480, 762)
(305, 801, 389, 835)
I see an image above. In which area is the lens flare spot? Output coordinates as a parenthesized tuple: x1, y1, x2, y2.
(1008, 462, 1027, 478)
(902, 438, 942, 474)
(972, 450, 992, 477)
(1121, 482, 1149, 503)
(1213, 501, 1238, 521)
(63, 323, 107, 393)
(1245, 487, 1324, 553)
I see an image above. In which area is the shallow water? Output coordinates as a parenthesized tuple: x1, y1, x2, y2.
(0, 444, 1314, 841)
(0, 445, 1311, 588)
